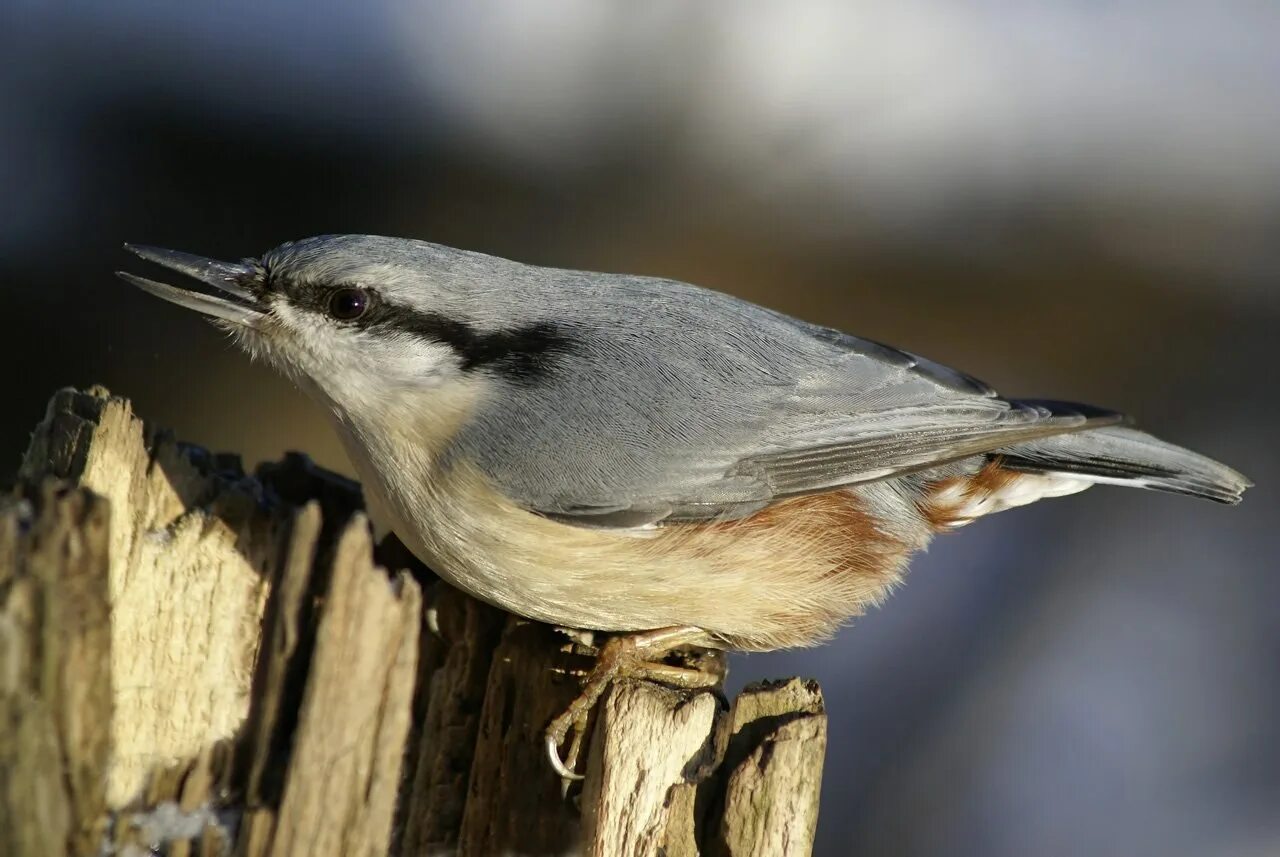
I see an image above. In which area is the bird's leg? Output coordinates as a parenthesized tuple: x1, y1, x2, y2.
(545, 625, 724, 782)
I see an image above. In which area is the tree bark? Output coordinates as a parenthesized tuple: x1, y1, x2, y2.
(0, 387, 826, 856)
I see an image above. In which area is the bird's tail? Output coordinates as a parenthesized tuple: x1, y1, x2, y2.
(995, 419, 1251, 505)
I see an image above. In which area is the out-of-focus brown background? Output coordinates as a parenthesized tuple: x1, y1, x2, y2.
(4, 3, 1277, 854)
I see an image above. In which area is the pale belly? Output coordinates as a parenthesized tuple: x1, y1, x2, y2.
(342, 428, 913, 651)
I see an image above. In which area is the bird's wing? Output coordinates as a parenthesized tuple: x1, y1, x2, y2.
(730, 399, 1121, 498)
(533, 402, 1121, 528)
(449, 279, 1122, 527)
(718, 317, 1124, 498)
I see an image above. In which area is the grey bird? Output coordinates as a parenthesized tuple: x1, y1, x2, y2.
(118, 235, 1251, 779)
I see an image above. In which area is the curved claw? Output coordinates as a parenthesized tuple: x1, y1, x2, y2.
(541, 627, 716, 785)
(546, 733, 584, 781)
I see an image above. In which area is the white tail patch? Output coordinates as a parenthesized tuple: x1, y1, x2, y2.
(930, 471, 1093, 530)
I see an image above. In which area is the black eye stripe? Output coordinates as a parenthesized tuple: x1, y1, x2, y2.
(363, 301, 577, 384)
(274, 276, 576, 383)
(271, 278, 375, 319)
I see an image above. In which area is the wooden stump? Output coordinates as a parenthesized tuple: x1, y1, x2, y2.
(0, 387, 826, 856)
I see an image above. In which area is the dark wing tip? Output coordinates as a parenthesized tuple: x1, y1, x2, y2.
(1008, 398, 1130, 424)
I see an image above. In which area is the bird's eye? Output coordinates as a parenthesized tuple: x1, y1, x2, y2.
(327, 287, 370, 321)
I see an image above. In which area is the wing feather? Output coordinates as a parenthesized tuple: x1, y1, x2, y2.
(737, 404, 1124, 499)
(448, 271, 1127, 526)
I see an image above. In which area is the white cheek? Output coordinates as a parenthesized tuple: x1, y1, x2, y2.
(368, 334, 460, 387)
(266, 300, 460, 401)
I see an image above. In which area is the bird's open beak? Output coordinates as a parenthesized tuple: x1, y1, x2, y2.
(117, 244, 265, 326)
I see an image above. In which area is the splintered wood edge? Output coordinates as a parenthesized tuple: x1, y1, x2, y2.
(579, 681, 722, 856)
(715, 679, 827, 857)
(11, 387, 429, 857)
(0, 484, 113, 857)
(18, 387, 277, 809)
(452, 618, 584, 856)
(398, 589, 508, 854)
(267, 516, 422, 857)
(241, 502, 325, 811)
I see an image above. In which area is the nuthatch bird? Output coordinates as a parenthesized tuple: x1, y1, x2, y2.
(119, 235, 1251, 779)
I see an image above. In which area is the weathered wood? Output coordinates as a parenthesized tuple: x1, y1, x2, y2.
(0, 482, 113, 857)
(397, 586, 508, 854)
(580, 681, 724, 856)
(711, 679, 827, 857)
(19, 387, 277, 810)
(266, 518, 421, 857)
(2, 387, 828, 856)
(455, 617, 586, 854)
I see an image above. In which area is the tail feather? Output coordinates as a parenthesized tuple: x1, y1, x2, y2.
(995, 424, 1251, 505)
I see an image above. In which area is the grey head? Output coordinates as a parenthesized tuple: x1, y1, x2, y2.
(118, 235, 581, 407)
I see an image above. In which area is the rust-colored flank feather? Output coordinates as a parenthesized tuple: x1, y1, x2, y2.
(920, 458, 1022, 531)
(714, 490, 898, 577)
(682, 489, 910, 650)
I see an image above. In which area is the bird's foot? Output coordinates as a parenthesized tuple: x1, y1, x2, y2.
(544, 625, 725, 782)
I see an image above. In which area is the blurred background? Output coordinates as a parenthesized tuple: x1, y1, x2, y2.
(3, 2, 1277, 854)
